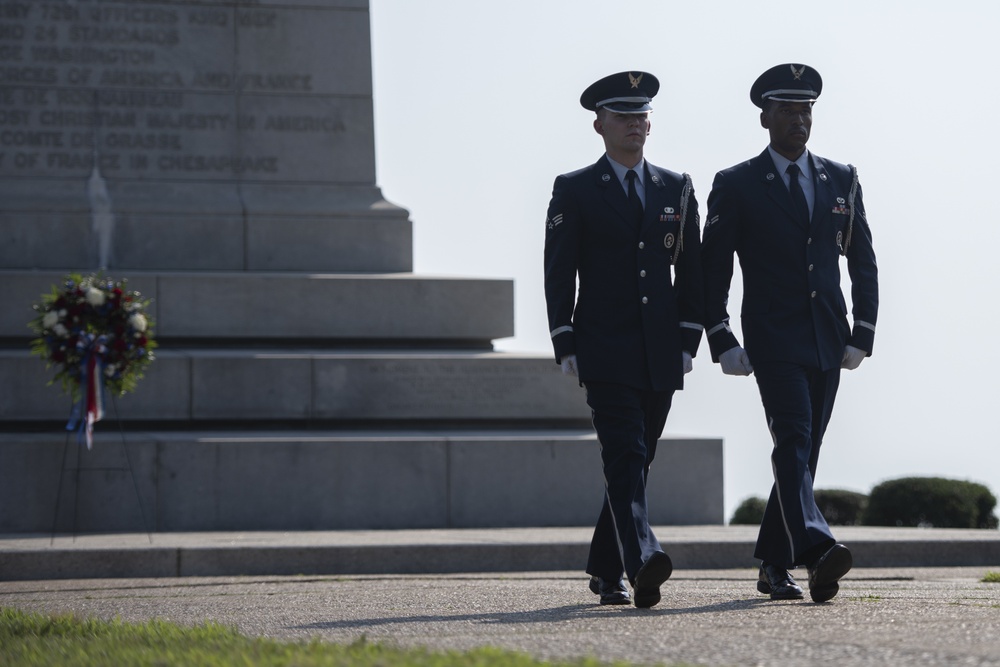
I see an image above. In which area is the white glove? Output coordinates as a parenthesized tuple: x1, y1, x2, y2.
(560, 354, 579, 377)
(682, 351, 693, 374)
(719, 346, 753, 376)
(841, 345, 866, 370)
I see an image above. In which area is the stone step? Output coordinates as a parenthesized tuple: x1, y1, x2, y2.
(5, 526, 998, 581)
(0, 430, 724, 532)
(0, 349, 588, 424)
(1, 269, 513, 344)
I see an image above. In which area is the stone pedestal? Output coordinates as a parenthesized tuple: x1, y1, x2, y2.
(0, 0, 723, 532)
(0, 0, 405, 272)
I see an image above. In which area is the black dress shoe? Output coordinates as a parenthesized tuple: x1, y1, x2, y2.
(632, 551, 672, 608)
(807, 543, 852, 603)
(756, 563, 804, 600)
(588, 576, 630, 605)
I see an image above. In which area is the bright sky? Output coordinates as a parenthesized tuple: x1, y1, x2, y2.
(369, 0, 1000, 521)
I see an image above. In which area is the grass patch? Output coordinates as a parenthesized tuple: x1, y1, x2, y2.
(981, 571, 1000, 583)
(0, 607, 676, 667)
(848, 594, 883, 602)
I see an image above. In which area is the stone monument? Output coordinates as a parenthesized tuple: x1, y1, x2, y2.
(0, 0, 723, 533)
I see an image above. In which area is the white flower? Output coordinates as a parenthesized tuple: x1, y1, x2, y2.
(129, 313, 148, 332)
(42, 311, 60, 329)
(52, 323, 68, 337)
(85, 287, 106, 306)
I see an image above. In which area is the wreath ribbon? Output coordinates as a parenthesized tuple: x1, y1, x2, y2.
(65, 334, 107, 450)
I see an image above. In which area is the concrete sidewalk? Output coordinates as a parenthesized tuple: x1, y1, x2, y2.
(2, 567, 1000, 666)
(2, 525, 999, 581)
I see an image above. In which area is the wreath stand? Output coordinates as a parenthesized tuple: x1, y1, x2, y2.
(30, 273, 157, 545)
(49, 394, 153, 545)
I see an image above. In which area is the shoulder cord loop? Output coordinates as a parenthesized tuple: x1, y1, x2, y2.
(673, 173, 694, 264)
(843, 164, 859, 256)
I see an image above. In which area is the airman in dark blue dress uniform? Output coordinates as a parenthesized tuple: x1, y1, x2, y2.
(702, 64, 879, 603)
(544, 71, 704, 608)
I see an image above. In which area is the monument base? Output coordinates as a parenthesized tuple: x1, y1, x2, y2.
(0, 0, 726, 534)
(0, 430, 724, 532)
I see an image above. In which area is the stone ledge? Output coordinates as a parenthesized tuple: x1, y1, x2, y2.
(0, 270, 513, 340)
(0, 432, 724, 532)
(0, 350, 587, 422)
(2, 526, 997, 581)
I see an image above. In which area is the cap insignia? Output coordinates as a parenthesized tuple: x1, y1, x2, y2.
(791, 64, 805, 80)
(628, 72, 643, 89)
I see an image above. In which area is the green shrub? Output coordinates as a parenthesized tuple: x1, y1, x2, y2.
(814, 489, 868, 526)
(730, 496, 766, 525)
(861, 476, 999, 529)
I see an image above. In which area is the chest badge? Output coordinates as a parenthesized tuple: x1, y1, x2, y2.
(664, 233, 675, 249)
(660, 206, 680, 222)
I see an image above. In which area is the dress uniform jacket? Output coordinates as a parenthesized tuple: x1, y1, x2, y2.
(544, 155, 704, 391)
(702, 149, 878, 369)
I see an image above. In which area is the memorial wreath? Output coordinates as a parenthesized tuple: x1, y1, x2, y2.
(28, 273, 157, 448)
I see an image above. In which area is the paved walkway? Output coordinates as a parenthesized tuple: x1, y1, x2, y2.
(2, 567, 999, 666)
(2, 527, 1000, 666)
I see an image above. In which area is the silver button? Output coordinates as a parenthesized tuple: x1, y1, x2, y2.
(638, 241, 645, 249)
(807, 237, 812, 244)
(640, 270, 646, 277)
(641, 296, 648, 304)
(811, 291, 817, 298)
(808, 264, 814, 271)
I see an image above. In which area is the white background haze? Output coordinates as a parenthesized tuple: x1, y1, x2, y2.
(369, 0, 1000, 521)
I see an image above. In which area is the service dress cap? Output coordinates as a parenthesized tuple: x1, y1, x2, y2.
(750, 63, 823, 108)
(580, 71, 659, 113)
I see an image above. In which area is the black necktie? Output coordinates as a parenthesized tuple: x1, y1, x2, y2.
(626, 169, 643, 223)
(786, 163, 810, 224)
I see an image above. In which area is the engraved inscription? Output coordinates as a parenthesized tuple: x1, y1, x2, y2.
(0, 1, 354, 182)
